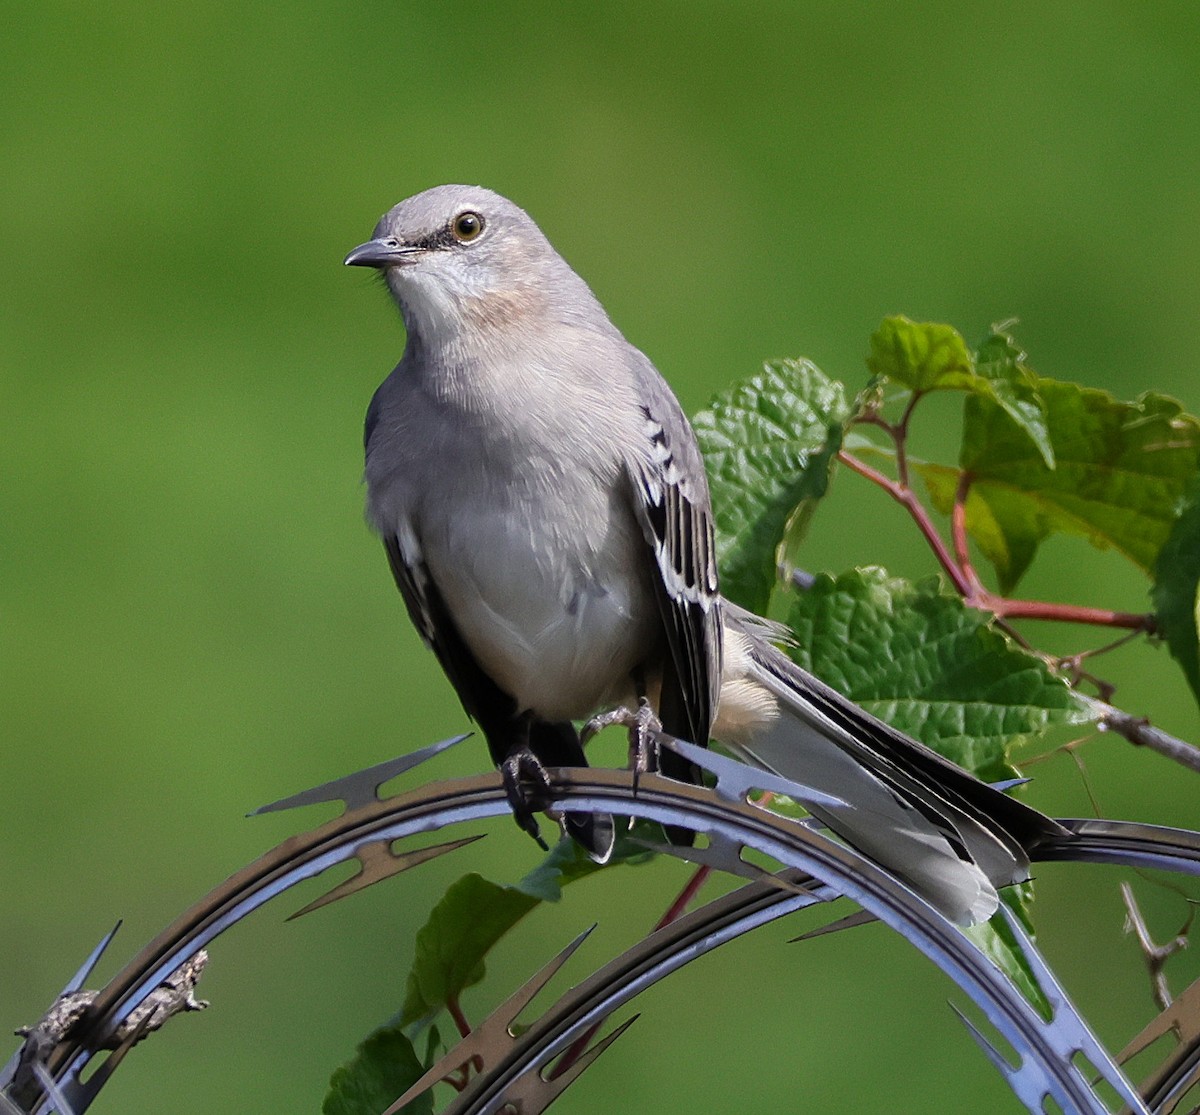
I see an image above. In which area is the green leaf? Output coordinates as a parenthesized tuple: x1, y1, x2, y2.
(1152, 478, 1200, 707)
(918, 381, 1200, 593)
(514, 834, 608, 901)
(866, 316, 976, 392)
(323, 1028, 433, 1115)
(396, 834, 646, 1031)
(965, 886, 1052, 1020)
(973, 325, 1055, 469)
(398, 873, 539, 1029)
(783, 568, 1091, 780)
(693, 359, 850, 613)
(867, 317, 1053, 468)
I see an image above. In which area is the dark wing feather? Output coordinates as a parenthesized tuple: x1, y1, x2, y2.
(627, 404, 722, 750)
(382, 534, 520, 765)
(382, 535, 603, 854)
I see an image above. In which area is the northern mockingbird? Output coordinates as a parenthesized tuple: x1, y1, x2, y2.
(345, 184, 1066, 926)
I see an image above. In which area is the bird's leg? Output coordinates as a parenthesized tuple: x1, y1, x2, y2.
(626, 697, 664, 777)
(500, 714, 552, 852)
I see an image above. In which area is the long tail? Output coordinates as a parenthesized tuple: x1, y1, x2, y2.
(720, 607, 1070, 926)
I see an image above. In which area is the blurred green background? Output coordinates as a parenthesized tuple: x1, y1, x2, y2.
(3, 2, 1199, 1111)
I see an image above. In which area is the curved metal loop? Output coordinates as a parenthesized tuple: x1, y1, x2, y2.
(3, 740, 1198, 1114)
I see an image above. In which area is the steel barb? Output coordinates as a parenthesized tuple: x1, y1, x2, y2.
(3, 734, 1199, 1114)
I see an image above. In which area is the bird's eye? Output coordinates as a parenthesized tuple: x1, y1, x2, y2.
(452, 211, 484, 243)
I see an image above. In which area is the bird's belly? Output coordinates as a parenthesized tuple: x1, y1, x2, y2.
(425, 507, 656, 722)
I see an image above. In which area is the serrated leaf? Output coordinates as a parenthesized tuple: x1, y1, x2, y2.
(867, 316, 976, 392)
(398, 874, 539, 1029)
(1152, 478, 1200, 707)
(974, 325, 1055, 469)
(867, 317, 1053, 467)
(693, 359, 850, 613)
(323, 1028, 433, 1115)
(917, 381, 1200, 593)
(783, 568, 1090, 780)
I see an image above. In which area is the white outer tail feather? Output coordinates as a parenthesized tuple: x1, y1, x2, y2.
(718, 611, 1040, 926)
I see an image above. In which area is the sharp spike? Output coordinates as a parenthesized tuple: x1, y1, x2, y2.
(948, 1002, 1018, 1075)
(509, 1014, 640, 1112)
(31, 1062, 77, 1115)
(1116, 973, 1200, 1064)
(632, 834, 752, 880)
(789, 908, 877, 943)
(381, 927, 597, 1115)
(0, 922, 126, 1097)
(634, 835, 821, 900)
(659, 735, 847, 811)
(250, 734, 469, 817)
(63, 923, 122, 995)
(73, 1011, 154, 1109)
(287, 835, 483, 920)
(990, 777, 1032, 792)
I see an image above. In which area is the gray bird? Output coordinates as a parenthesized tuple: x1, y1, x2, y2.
(345, 184, 1067, 926)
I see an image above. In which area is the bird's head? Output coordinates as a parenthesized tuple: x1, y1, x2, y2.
(345, 185, 587, 342)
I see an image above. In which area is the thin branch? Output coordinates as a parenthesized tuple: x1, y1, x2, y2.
(1058, 628, 1146, 669)
(839, 449, 1156, 632)
(1096, 705, 1200, 775)
(1120, 883, 1190, 1012)
(443, 995, 483, 1081)
(951, 471, 985, 594)
(981, 595, 1154, 630)
(838, 450, 972, 595)
(653, 865, 713, 931)
(445, 995, 472, 1040)
(893, 391, 923, 490)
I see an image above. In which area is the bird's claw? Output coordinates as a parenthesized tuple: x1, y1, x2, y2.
(500, 745, 552, 851)
(581, 705, 636, 745)
(582, 698, 664, 779)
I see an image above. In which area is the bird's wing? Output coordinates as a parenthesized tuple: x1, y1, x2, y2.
(381, 529, 520, 766)
(624, 368, 722, 750)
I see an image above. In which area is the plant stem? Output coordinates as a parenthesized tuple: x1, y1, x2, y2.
(1119, 882, 1190, 1011)
(838, 450, 972, 595)
(442, 994, 483, 1081)
(1096, 704, 1200, 774)
(551, 863, 713, 1081)
(894, 391, 923, 490)
(653, 866, 712, 931)
(980, 595, 1153, 629)
(839, 449, 1156, 631)
(951, 471, 985, 593)
(446, 995, 472, 1039)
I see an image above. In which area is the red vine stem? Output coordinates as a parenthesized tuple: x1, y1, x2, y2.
(442, 995, 483, 1084)
(653, 865, 713, 931)
(951, 470, 985, 594)
(839, 449, 1154, 631)
(550, 862, 714, 1081)
(837, 450, 973, 595)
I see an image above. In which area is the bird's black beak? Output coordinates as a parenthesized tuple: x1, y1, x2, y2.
(343, 237, 422, 268)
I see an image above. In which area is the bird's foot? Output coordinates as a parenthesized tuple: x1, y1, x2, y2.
(627, 698, 664, 776)
(582, 698, 663, 778)
(500, 744, 552, 852)
(580, 705, 637, 746)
